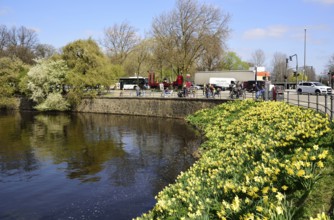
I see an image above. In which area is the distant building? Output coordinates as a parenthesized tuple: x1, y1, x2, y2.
(249, 67, 271, 81)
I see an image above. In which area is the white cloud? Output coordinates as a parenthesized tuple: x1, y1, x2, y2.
(243, 28, 267, 39)
(267, 26, 288, 37)
(243, 25, 288, 40)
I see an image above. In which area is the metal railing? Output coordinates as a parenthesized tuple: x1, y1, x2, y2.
(103, 89, 236, 99)
(282, 91, 334, 121)
(102, 89, 334, 120)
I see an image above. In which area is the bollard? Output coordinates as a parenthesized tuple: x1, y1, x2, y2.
(272, 86, 277, 101)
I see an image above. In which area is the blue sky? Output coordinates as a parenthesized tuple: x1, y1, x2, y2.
(1, 0, 334, 75)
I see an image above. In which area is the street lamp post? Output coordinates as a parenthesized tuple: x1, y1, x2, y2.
(304, 28, 306, 82)
(285, 58, 288, 90)
(254, 66, 257, 86)
(289, 54, 298, 87)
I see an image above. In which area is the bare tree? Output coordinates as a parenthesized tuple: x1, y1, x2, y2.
(151, 0, 230, 76)
(271, 52, 288, 82)
(150, 39, 170, 79)
(101, 22, 140, 65)
(252, 49, 265, 67)
(304, 66, 316, 81)
(124, 39, 153, 76)
(326, 54, 334, 86)
(0, 25, 9, 56)
(7, 26, 38, 48)
(197, 34, 224, 71)
(0, 25, 39, 64)
(35, 44, 56, 59)
(327, 54, 334, 72)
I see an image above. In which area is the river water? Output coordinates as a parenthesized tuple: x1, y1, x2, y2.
(0, 111, 200, 220)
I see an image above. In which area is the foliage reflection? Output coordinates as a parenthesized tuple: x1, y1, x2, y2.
(0, 112, 199, 186)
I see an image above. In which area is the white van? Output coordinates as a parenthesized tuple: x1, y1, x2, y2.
(209, 77, 236, 90)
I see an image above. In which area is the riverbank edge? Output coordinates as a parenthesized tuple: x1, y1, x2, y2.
(10, 96, 229, 119)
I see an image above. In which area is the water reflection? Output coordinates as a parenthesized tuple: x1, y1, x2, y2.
(0, 111, 200, 219)
(0, 112, 40, 179)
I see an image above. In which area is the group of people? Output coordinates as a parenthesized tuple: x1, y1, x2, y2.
(229, 81, 266, 100)
(137, 78, 266, 99)
(228, 81, 244, 99)
(203, 83, 221, 98)
(203, 81, 245, 99)
(177, 82, 196, 97)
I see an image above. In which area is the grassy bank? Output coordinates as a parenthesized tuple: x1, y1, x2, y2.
(136, 100, 334, 220)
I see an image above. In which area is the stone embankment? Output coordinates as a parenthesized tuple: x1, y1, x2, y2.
(14, 96, 228, 118)
(75, 97, 228, 118)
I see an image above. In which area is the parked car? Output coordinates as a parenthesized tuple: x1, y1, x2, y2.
(296, 82, 332, 95)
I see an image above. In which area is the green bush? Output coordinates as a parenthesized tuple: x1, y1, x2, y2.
(34, 93, 70, 111)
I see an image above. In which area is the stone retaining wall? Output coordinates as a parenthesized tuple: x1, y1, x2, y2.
(75, 97, 228, 118)
(12, 97, 228, 118)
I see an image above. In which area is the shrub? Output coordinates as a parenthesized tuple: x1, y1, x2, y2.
(34, 93, 70, 111)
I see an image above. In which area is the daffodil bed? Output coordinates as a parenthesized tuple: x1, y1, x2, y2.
(136, 100, 334, 220)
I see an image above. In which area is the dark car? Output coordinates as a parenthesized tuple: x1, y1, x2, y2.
(243, 80, 265, 92)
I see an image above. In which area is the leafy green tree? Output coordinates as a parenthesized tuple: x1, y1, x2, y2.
(220, 51, 249, 70)
(27, 59, 70, 111)
(62, 39, 124, 93)
(61, 39, 124, 106)
(0, 57, 29, 108)
(287, 68, 304, 82)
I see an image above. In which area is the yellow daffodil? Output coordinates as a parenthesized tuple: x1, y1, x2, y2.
(256, 206, 263, 212)
(282, 185, 288, 191)
(317, 161, 324, 168)
(297, 169, 306, 177)
(262, 186, 269, 194)
(276, 206, 283, 215)
(275, 192, 285, 202)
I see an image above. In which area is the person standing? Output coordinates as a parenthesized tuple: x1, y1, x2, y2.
(255, 84, 264, 100)
(135, 85, 141, 96)
(176, 74, 183, 90)
(182, 84, 188, 97)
